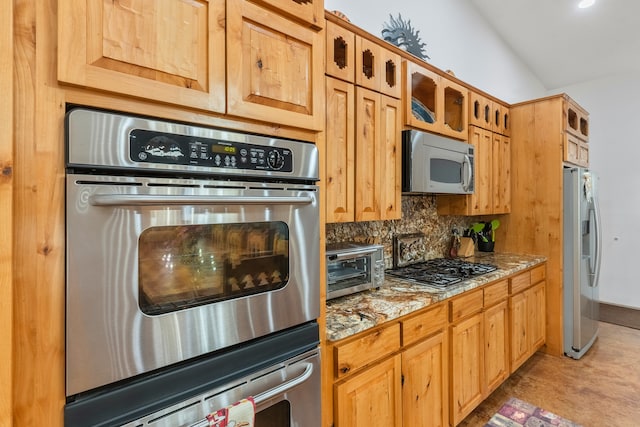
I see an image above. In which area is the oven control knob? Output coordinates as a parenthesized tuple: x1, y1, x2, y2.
(267, 149, 285, 170)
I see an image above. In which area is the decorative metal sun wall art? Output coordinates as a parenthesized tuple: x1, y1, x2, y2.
(382, 13, 430, 61)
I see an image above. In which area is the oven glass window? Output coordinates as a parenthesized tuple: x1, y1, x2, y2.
(138, 222, 289, 315)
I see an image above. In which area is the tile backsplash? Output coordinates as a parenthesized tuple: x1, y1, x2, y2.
(325, 194, 471, 268)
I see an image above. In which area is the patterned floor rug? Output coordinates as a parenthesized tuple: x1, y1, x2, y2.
(485, 397, 583, 427)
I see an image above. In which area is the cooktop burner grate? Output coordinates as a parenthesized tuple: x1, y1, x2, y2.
(386, 258, 497, 288)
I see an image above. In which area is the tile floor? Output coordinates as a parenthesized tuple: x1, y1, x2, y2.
(458, 322, 640, 427)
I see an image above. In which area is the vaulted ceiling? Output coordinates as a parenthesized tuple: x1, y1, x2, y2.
(469, 0, 640, 89)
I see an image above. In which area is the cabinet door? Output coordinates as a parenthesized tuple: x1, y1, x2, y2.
(404, 61, 441, 133)
(325, 77, 355, 223)
(326, 20, 355, 83)
(355, 37, 383, 93)
(510, 291, 529, 373)
(470, 126, 493, 215)
(58, 0, 226, 113)
(441, 78, 468, 140)
(450, 313, 484, 426)
(484, 301, 509, 394)
(492, 133, 511, 214)
(355, 87, 382, 221)
(227, 0, 323, 130)
(469, 91, 492, 130)
(402, 333, 448, 427)
(379, 94, 402, 220)
(335, 355, 402, 427)
(564, 133, 589, 167)
(528, 281, 546, 352)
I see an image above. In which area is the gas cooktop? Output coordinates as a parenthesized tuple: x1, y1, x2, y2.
(386, 258, 497, 288)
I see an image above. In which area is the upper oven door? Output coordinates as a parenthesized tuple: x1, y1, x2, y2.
(65, 173, 320, 396)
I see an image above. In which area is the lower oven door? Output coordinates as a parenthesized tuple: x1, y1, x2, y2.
(65, 173, 320, 396)
(122, 348, 321, 427)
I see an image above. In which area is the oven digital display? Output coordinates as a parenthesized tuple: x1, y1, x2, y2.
(129, 129, 293, 172)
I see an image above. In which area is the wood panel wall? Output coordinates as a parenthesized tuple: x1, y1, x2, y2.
(497, 97, 565, 356)
(13, 0, 67, 424)
(1, 2, 14, 426)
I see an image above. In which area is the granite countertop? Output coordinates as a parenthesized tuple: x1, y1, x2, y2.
(325, 252, 546, 342)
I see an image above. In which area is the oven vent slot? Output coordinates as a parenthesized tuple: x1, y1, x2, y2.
(287, 187, 317, 192)
(74, 180, 143, 187)
(203, 184, 247, 190)
(146, 183, 200, 188)
(248, 186, 287, 191)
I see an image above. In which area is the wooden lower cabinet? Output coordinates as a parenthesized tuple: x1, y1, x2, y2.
(335, 355, 403, 427)
(449, 279, 511, 426)
(484, 300, 509, 394)
(510, 267, 547, 373)
(450, 313, 484, 425)
(329, 264, 546, 427)
(401, 332, 448, 427)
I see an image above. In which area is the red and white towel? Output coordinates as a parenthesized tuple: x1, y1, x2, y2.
(207, 397, 256, 427)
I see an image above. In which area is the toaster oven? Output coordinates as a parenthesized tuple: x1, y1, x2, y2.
(326, 243, 385, 300)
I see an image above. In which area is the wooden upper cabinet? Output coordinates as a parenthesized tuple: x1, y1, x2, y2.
(469, 91, 510, 136)
(58, 0, 226, 113)
(227, 0, 324, 130)
(326, 77, 355, 223)
(564, 98, 589, 141)
(326, 20, 355, 83)
(404, 60, 467, 140)
(469, 91, 493, 131)
(379, 92, 402, 219)
(355, 38, 401, 99)
(492, 133, 511, 214)
(493, 102, 511, 136)
(250, 0, 324, 30)
(441, 78, 468, 140)
(353, 87, 402, 222)
(563, 96, 589, 167)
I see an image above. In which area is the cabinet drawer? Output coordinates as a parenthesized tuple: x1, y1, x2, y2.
(484, 279, 508, 307)
(510, 271, 531, 294)
(401, 303, 447, 346)
(334, 323, 401, 378)
(530, 264, 546, 284)
(450, 289, 483, 322)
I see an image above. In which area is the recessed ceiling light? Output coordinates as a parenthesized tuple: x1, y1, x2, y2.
(578, 0, 595, 8)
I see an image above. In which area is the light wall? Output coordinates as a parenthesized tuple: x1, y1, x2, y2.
(324, 0, 546, 102)
(325, 0, 640, 308)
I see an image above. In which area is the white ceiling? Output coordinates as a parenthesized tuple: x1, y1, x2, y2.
(468, 0, 640, 90)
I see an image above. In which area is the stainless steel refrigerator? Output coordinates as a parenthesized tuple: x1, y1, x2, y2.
(563, 167, 602, 359)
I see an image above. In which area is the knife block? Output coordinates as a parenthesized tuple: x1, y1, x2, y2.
(457, 237, 475, 257)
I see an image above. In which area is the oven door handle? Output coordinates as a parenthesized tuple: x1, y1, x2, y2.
(89, 194, 314, 206)
(186, 362, 315, 427)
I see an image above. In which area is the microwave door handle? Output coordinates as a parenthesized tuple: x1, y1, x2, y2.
(463, 155, 472, 191)
(89, 194, 314, 206)
(184, 363, 314, 427)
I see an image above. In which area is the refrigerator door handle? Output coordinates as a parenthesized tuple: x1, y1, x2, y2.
(589, 198, 602, 288)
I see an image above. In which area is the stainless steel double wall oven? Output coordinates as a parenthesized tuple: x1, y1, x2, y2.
(64, 108, 321, 426)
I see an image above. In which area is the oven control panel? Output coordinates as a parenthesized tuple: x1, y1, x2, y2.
(129, 129, 293, 172)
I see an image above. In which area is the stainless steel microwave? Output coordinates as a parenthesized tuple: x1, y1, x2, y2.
(402, 130, 474, 194)
(326, 243, 385, 300)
